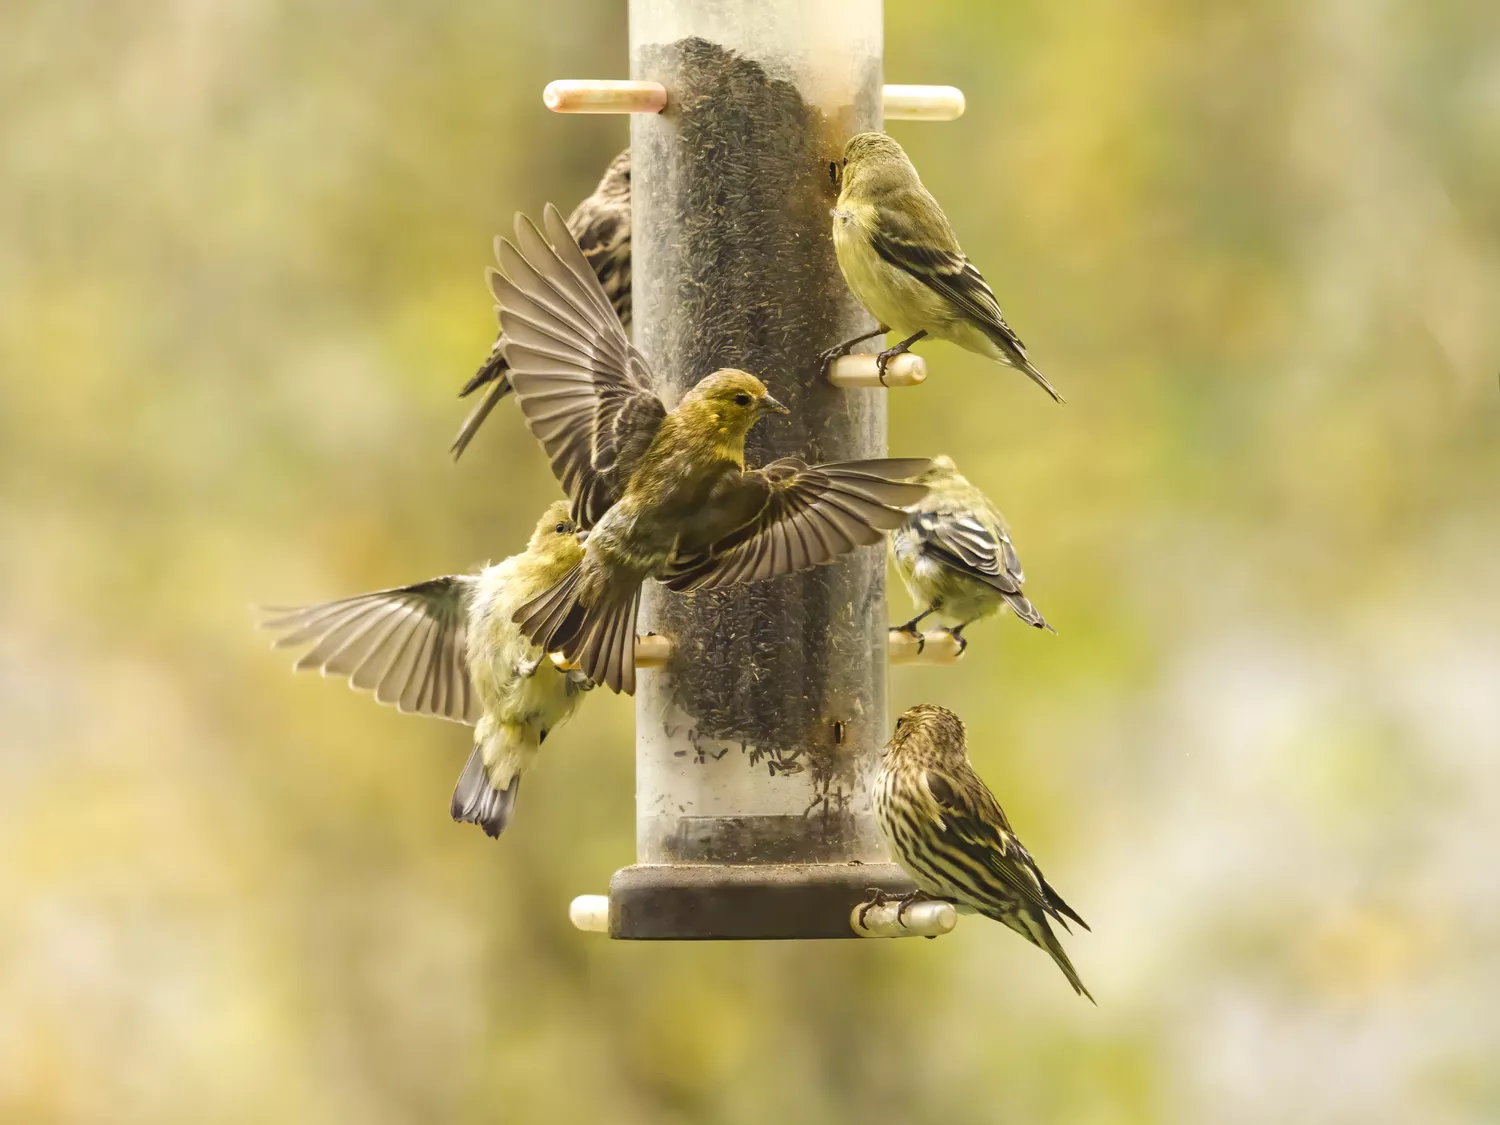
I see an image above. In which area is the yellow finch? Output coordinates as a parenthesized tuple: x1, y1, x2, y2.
(452, 148, 632, 458)
(891, 455, 1051, 651)
(261, 501, 591, 837)
(489, 205, 932, 695)
(825, 132, 1062, 401)
(874, 704, 1093, 1001)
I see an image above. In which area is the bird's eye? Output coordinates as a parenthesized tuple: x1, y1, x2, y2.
(554, 522, 567, 534)
(733, 393, 751, 406)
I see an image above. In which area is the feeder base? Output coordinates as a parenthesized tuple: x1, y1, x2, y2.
(607, 862, 917, 940)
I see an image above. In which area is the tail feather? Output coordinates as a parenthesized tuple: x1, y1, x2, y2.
(451, 355, 513, 459)
(1001, 591, 1056, 634)
(1041, 876, 1089, 932)
(986, 330, 1065, 405)
(515, 565, 641, 695)
(450, 746, 521, 838)
(994, 905, 1095, 1004)
(575, 585, 641, 695)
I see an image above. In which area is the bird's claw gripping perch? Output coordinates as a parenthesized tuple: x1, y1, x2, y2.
(817, 326, 890, 376)
(889, 624, 927, 654)
(894, 889, 929, 926)
(875, 330, 928, 382)
(856, 887, 893, 928)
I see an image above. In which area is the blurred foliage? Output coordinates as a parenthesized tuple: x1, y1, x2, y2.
(3, 1, 1499, 1123)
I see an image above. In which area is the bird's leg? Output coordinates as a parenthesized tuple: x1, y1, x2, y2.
(875, 330, 928, 382)
(895, 604, 938, 653)
(818, 325, 890, 373)
(949, 621, 972, 656)
(856, 887, 894, 929)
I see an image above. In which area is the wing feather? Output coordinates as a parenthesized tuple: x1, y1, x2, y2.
(260, 577, 478, 725)
(495, 209, 666, 528)
(662, 459, 930, 592)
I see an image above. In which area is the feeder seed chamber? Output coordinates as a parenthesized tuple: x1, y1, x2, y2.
(553, 0, 965, 942)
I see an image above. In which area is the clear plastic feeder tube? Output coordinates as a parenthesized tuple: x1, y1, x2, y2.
(629, 0, 889, 880)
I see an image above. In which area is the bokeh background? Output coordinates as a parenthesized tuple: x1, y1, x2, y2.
(5, 1, 1499, 1122)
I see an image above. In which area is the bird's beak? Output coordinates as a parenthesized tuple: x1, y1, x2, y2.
(759, 394, 790, 417)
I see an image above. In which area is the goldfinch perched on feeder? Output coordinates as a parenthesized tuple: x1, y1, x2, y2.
(872, 704, 1093, 1001)
(452, 148, 632, 458)
(490, 205, 932, 695)
(261, 501, 591, 838)
(891, 455, 1051, 651)
(824, 132, 1063, 401)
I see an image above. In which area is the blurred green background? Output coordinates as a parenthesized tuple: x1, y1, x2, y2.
(4, 1, 1499, 1122)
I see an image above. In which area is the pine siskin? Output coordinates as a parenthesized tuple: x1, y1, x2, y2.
(488, 205, 932, 695)
(261, 501, 592, 837)
(824, 132, 1063, 401)
(873, 704, 1093, 1001)
(452, 148, 632, 458)
(891, 454, 1052, 651)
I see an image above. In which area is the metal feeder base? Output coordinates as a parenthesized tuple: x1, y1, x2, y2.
(608, 862, 917, 940)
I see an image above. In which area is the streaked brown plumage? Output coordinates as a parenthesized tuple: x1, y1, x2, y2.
(260, 502, 592, 837)
(489, 205, 932, 694)
(874, 704, 1093, 1001)
(452, 148, 631, 458)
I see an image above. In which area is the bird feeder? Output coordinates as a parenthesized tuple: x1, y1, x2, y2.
(555, 0, 964, 939)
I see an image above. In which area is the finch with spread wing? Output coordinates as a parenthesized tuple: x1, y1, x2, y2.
(452, 148, 632, 458)
(489, 205, 931, 694)
(261, 501, 591, 837)
(891, 455, 1052, 651)
(825, 132, 1063, 401)
(873, 704, 1093, 1001)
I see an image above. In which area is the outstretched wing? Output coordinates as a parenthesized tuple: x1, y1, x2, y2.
(260, 577, 479, 724)
(662, 458, 931, 591)
(491, 205, 665, 528)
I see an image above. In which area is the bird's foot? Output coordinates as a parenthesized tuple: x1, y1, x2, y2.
(856, 887, 894, 929)
(949, 627, 969, 657)
(874, 330, 927, 383)
(818, 326, 890, 375)
(894, 890, 932, 927)
(818, 342, 855, 374)
(894, 619, 929, 653)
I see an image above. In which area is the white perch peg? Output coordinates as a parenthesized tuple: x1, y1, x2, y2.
(887, 628, 965, 666)
(550, 633, 673, 673)
(883, 84, 967, 121)
(826, 353, 926, 388)
(851, 897, 958, 938)
(543, 80, 668, 114)
(543, 81, 964, 121)
(568, 895, 610, 933)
